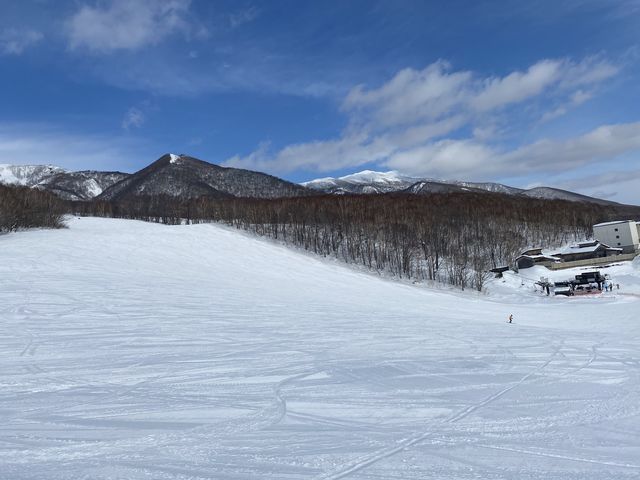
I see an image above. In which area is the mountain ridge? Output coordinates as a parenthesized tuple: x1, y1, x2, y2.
(0, 159, 621, 205)
(302, 170, 618, 205)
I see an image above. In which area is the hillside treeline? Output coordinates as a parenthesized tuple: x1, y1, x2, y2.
(72, 193, 640, 291)
(0, 184, 66, 233)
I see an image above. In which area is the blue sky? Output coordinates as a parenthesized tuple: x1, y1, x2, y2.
(1, 0, 640, 203)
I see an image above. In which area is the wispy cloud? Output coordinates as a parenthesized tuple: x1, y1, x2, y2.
(229, 6, 260, 28)
(226, 55, 627, 179)
(121, 107, 145, 130)
(66, 0, 203, 53)
(0, 28, 43, 55)
(386, 122, 640, 179)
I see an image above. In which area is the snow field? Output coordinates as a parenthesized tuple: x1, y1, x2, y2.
(1, 217, 639, 479)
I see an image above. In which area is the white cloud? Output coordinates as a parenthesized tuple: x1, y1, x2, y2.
(121, 107, 145, 130)
(471, 60, 562, 111)
(386, 140, 495, 178)
(386, 122, 640, 179)
(226, 55, 629, 182)
(500, 122, 640, 175)
(66, 0, 198, 53)
(540, 89, 594, 122)
(343, 61, 472, 129)
(0, 28, 43, 55)
(557, 169, 640, 205)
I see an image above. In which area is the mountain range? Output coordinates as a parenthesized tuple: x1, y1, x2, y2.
(0, 155, 618, 205)
(302, 170, 617, 205)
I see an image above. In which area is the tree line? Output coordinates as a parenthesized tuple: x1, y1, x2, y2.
(5, 180, 638, 291)
(0, 184, 66, 233)
(71, 192, 640, 291)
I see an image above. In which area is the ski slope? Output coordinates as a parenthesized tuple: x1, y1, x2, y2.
(1, 217, 640, 479)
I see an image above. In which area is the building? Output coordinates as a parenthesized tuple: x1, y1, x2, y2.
(515, 241, 623, 270)
(550, 240, 623, 263)
(515, 250, 561, 269)
(593, 220, 640, 254)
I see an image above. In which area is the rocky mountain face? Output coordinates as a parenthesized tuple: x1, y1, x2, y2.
(303, 170, 617, 205)
(0, 164, 66, 187)
(0, 164, 128, 200)
(39, 171, 130, 200)
(98, 154, 310, 201)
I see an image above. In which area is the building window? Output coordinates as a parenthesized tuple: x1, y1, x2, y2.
(618, 243, 621, 246)
(615, 228, 618, 232)
(616, 235, 620, 239)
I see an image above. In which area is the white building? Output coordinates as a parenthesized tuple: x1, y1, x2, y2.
(593, 220, 640, 254)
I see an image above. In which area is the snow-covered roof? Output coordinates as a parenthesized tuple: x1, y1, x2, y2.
(516, 254, 561, 261)
(593, 220, 634, 227)
(551, 241, 622, 256)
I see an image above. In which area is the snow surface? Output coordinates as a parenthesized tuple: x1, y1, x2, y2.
(169, 153, 181, 164)
(1, 217, 640, 479)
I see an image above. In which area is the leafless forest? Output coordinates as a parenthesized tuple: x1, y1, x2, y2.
(4, 182, 639, 291)
(0, 184, 66, 233)
(72, 193, 640, 291)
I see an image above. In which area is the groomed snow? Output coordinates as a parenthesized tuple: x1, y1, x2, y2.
(1, 217, 640, 479)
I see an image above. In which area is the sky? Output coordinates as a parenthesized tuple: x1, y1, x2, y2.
(1, 0, 640, 203)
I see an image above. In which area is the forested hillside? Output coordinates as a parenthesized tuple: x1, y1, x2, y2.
(72, 193, 640, 291)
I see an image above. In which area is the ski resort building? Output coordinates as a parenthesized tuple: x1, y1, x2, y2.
(551, 240, 623, 263)
(515, 249, 561, 270)
(593, 220, 640, 254)
(515, 241, 625, 270)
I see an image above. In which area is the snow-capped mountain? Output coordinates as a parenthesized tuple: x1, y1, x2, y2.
(0, 164, 66, 187)
(0, 164, 128, 200)
(98, 153, 310, 201)
(302, 170, 423, 194)
(303, 170, 616, 205)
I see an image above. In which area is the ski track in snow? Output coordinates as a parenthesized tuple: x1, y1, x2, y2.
(1, 217, 640, 479)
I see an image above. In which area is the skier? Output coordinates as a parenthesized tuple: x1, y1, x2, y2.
(508, 314, 513, 324)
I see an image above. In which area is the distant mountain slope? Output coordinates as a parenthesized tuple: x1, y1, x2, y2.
(404, 181, 483, 195)
(99, 154, 310, 201)
(302, 170, 422, 194)
(519, 186, 617, 205)
(38, 171, 129, 200)
(455, 181, 524, 195)
(303, 170, 617, 205)
(0, 164, 128, 200)
(0, 164, 66, 186)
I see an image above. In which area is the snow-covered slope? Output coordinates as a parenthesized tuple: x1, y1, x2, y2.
(1, 217, 639, 479)
(0, 164, 66, 186)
